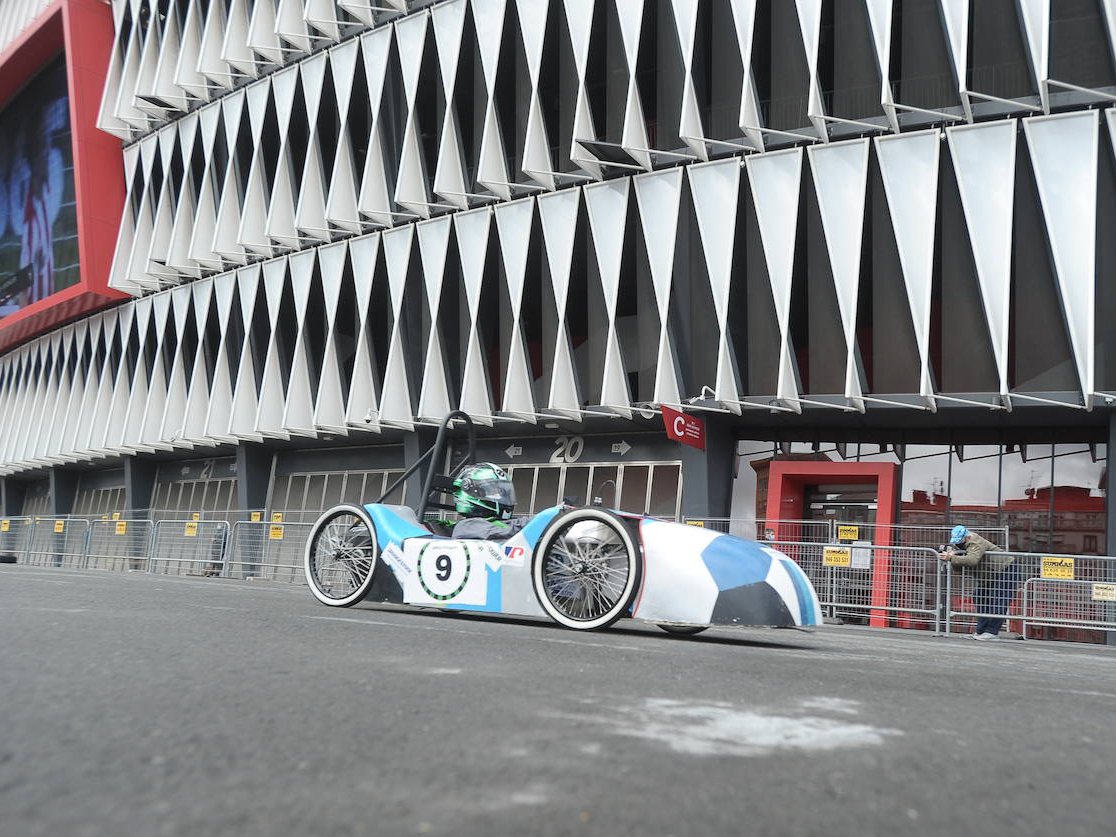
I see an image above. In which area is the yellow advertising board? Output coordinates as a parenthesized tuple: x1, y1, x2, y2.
(1092, 583, 1116, 602)
(685, 520, 704, 528)
(115, 521, 128, 535)
(1040, 557, 1074, 580)
(192, 512, 201, 521)
(269, 525, 285, 540)
(184, 521, 198, 537)
(112, 512, 121, 521)
(272, 512, 283, 523)
(837, 525, 860, 540)
(250, 512, 262, 523)
(53, 520, 65, 534)
(1, 520, 9, 533)
(823, 547, 851, 567)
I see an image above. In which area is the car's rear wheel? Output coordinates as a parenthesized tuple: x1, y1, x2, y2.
(658, 624, 708, 636)
(305, 505, 379, 607)
(532, 509, 642, 631)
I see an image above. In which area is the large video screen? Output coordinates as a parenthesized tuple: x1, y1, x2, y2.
(0, 56, 78, 318)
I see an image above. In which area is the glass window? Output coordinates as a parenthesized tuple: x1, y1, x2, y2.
(590, 466, 619, 509)
(510, 468, 536, 516)
(561, 467, 590, 506)
(899, 445, 950, 528)
(321, 474, 344, 510)
(649, 465, 681, 519)
(341, 473, 366, 505)
(619, 465, 649, 514)
(533, 467, 561, 513)
(1002, 445, 1052, 552)
(732, 441, 776, 535)
(1052, 444, 1106, 555)
(948, 445, 1002, 530)
(382, 472, 405, 505)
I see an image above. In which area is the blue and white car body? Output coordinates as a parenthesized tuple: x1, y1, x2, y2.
(346, 504, 822, 630)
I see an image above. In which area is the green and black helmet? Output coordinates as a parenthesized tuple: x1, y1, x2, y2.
(453, 463, 516, 519)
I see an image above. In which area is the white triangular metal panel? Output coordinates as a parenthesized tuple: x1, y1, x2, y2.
(395, 13, 428, 107)
(326, 129, 364, 232)
(382, 225, 415, 314)
(345, 246, 381, 426)
(254, 258, 292, 439)
(275, 0, 314, 53)
(271, 65, 300, 133)
(222, 0, 259, 78)
(633, 169, 683, 318)
(174, 0, 211, 100)
(808, 139, 869, 401)
(538, 188, 580, 315)
(671, 0, 705, 159)
(473, 0, 507, 92)
(317, 241, 348, 330)
(299, 52, 329, 126)
(945, 120, 1016, 395)
(454, 208, 493, 312)
(729, 0, 764, 151)
(282, 256, 318, 437)
(305, 0, 341, 41)
(415, 218, 453, 420)
(795, 0, 828, 139)
(1023, 110, 1098, 398)
(362, 26, 394, 116)
(494, 198, 534, 319)
(688, 159, 741, 408)
(197, 0, 235, 90)
(746, 148, 804, 406)
(940, 0, 968, 95)
(296, 134, 331, 241)
(1019, 0, 1050, 112)
(245, 77, 272, 139)
(874, 129, 941, 399)
(330, 39, 360, 118)
(247, 0, 285, 64)
(432, 0, 467, 97)
(181, 279, 216, 442)
(864, 0, 897, 131)
(583, 180, 629, 321)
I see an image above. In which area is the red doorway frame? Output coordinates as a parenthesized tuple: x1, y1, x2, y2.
(765, 461, 899, 627)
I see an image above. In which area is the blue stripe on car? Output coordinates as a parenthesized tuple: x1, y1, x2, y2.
(700, 535, 772, 591)
(782, 558, 820, 625)
(517, 506, 562, 550)
(363, 505, 430, 548)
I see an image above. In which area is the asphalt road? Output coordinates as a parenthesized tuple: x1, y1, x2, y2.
(1, 564, 1113, 837)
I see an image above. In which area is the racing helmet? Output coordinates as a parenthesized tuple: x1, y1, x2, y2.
(949, 525, 969, 545)
(454, 463, 516, 519)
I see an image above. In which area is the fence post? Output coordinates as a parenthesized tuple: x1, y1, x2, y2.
(146, 521, 159, 573)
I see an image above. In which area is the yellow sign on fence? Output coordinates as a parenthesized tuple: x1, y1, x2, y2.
(272, 512, 283, 523)
(269, 525, 285, 540)
(837, 525, 860, 540)
(823, 547, 851, 567)
(112, 512, 121, 521)
(1092, 583, 1116, 602)
(192, 513, 201, 521)
(115, 521, 128, 535)
(184, 521, 198, 537)
(685, 520, 704, 528)
(1, 520, 8, 532)
(1041, 557, 1075, 580)
(250, 512, 262, 522)
(53, 520, 65, 534)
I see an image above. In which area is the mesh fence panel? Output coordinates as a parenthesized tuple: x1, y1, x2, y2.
(23, 519, 91, 569)
(85, 520, 153, 571)
(948, 552, 1116, 641)
(149, 521, 230, 576)
(842, 522, 1009, 550)
(0, 517, 32, 560)
(226, 521, 313, 583)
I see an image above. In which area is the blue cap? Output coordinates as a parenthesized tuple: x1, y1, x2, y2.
(949, 525, 968, 544)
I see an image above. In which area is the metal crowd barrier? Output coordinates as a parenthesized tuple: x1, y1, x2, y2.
(23, 519, 92, 569)
(225, 521, 314, 583)
(684, 517, 834, 541)
(0, 516, 33, 560)
(844, 522, 1009, 551)
(946, 550, 1116, 640)
(84, 520, 154, 571)
(769, 540, 944, 632)
(147, 520, 230, 577)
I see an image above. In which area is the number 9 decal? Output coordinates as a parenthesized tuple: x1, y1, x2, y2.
(417, 542, 472, 601)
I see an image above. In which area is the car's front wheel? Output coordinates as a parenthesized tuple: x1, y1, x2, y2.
(532, 508, 642, 631)
(304, 505, 380, 607)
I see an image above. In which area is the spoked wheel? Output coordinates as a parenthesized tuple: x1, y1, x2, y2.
(658, 624, 708, 636)
(532, 509, 642, 631)
(304, 505, 380, 607)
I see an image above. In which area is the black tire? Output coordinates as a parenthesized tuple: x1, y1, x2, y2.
(532, 508, 643, 631)
(304, 505, 380, 607)
(658, 624, 708, 636)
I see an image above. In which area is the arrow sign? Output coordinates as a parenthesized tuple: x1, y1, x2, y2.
(505, 445, 523, 457)
(611, 441, 631, 456)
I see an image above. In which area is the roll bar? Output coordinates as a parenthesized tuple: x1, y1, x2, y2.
(375, 411, 478, 521)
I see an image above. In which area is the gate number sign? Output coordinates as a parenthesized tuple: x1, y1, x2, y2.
(823, 547, 851, 567)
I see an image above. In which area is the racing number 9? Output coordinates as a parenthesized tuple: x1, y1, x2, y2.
(435, 554, 452, 581)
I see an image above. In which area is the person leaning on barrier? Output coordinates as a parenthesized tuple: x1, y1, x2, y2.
(938, 525, 1019, 642)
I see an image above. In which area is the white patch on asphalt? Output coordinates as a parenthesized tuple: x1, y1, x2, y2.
(579, 698, 899, 758)
(8, 606, 88, 613)
(799, 697, 862, 715)
(424, 668, 462, 675)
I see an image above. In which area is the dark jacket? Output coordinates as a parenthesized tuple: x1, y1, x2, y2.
(452, 516, 528, 541)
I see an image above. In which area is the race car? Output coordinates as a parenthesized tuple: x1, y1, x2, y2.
(303, 413, 822, 634)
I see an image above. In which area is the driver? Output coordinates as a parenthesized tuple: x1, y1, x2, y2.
(451, 463, 528, 541)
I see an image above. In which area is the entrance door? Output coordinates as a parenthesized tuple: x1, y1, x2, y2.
(508, 462, 683, 518)
(807, 483, 879, 527)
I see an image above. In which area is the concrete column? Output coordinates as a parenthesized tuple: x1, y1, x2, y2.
(679, 416, 735, 520)
(1106, 411, 1116, 646)
(403, 428, 438, 510)
(49, 469, 79, 516)
(236, 442, 274, 518)
(1, 479, 27, 517)
(123, 457, 158, 516)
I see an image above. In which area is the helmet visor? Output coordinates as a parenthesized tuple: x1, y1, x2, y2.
(471, 478, 516, 507)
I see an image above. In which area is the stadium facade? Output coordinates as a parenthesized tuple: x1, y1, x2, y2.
(0, 0, 1114, 555)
